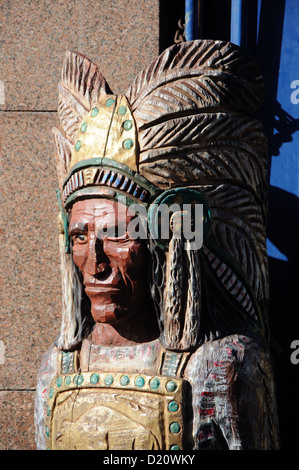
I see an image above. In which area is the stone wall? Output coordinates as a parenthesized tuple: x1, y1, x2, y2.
(0, 0, 159, 450)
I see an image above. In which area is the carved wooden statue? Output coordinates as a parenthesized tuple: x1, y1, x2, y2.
(35, 40, 280, 450)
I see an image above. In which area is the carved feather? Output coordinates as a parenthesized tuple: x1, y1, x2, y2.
(58, 50, 112, 142)
(139, 114, 267, 151)
(139, 151, 268, 218)
(202, 184, 269, 308)
(138, 113, 268, 204)
(127, 40, 264, 129)
(52, 127, 73, 186)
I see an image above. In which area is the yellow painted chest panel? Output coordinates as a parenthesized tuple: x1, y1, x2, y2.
(46, 371, 185, 450)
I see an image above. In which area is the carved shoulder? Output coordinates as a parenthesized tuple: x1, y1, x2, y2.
(185, 335, 279, 450)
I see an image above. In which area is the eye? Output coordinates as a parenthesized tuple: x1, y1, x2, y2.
(73, 233, 88, 244)
(106, 234, 131, 244)
(101, 224, 131, 243)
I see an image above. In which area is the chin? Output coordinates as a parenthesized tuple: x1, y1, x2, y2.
(90, 302, 130, 324)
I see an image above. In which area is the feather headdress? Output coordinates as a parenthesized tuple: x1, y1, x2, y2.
(53, 40, 269, 351)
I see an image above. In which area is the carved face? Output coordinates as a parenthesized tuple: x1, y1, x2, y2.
(69, 198, 149, 326)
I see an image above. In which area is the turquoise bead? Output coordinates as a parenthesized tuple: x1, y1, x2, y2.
(166, 380, 177, 392)
(120, 375, 130, 386)
(74, 140, 81, 151)
(118, 105, 127, 115)
(123, 119, 132, 130)
(90, 373, 99, 384)
(74, 374, 84, 386)
(169, 422, 180, 434)
(104, 374, 114, 386)
(149, 377, 160, 390)
(123, 138, 134, 150)
(65, 375, 71, 386)
(135, 376, 145, 388)
(91, 107, 99, 116)
(168, 400, 179, 412)
(106, 98, 115, 107)
(56, 376, 63, 387)
(80, 121, 87, 133)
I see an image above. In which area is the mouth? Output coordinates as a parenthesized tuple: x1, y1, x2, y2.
(84, 285, 122, 295)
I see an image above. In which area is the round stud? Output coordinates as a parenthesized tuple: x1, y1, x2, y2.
(74, 140, 81, 151)
(74, 374, 84, 386)
(106, 98, 115, 107)
(123, 138, 134, 150)
(123, 120, 133, 131)
(118, 105, 127, 115)
(170, 444, 181, 450)
(168, 400, 179, 412)
(104, 374, 114, 386)
(169, 422, 181, 434)
(91, 107, 99, 116)
(135, 376, 145, 388)
(166, 380, 177, 392)
(65, 375, 71, 386)
(90, 373, 99, 385)
(56, 376, 63, 387)
(149, 377, 160, 390)
(80, 122, 87, 133)
(120, 375, 130, 386)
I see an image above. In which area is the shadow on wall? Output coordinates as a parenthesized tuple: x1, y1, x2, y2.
(267, 186, 299, 451)
(256, 0, 299, 451)
(270, 101, 299, 157)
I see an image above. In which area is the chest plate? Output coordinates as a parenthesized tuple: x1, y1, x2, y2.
(45, 370, 185, 450)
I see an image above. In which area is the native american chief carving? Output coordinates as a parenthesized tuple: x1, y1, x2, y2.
(35, 40, 279, 450)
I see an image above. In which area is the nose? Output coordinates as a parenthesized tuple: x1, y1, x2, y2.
(85, 233, 110, 277)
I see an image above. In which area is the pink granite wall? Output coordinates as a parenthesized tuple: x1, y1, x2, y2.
(0, 0, 159, 450)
